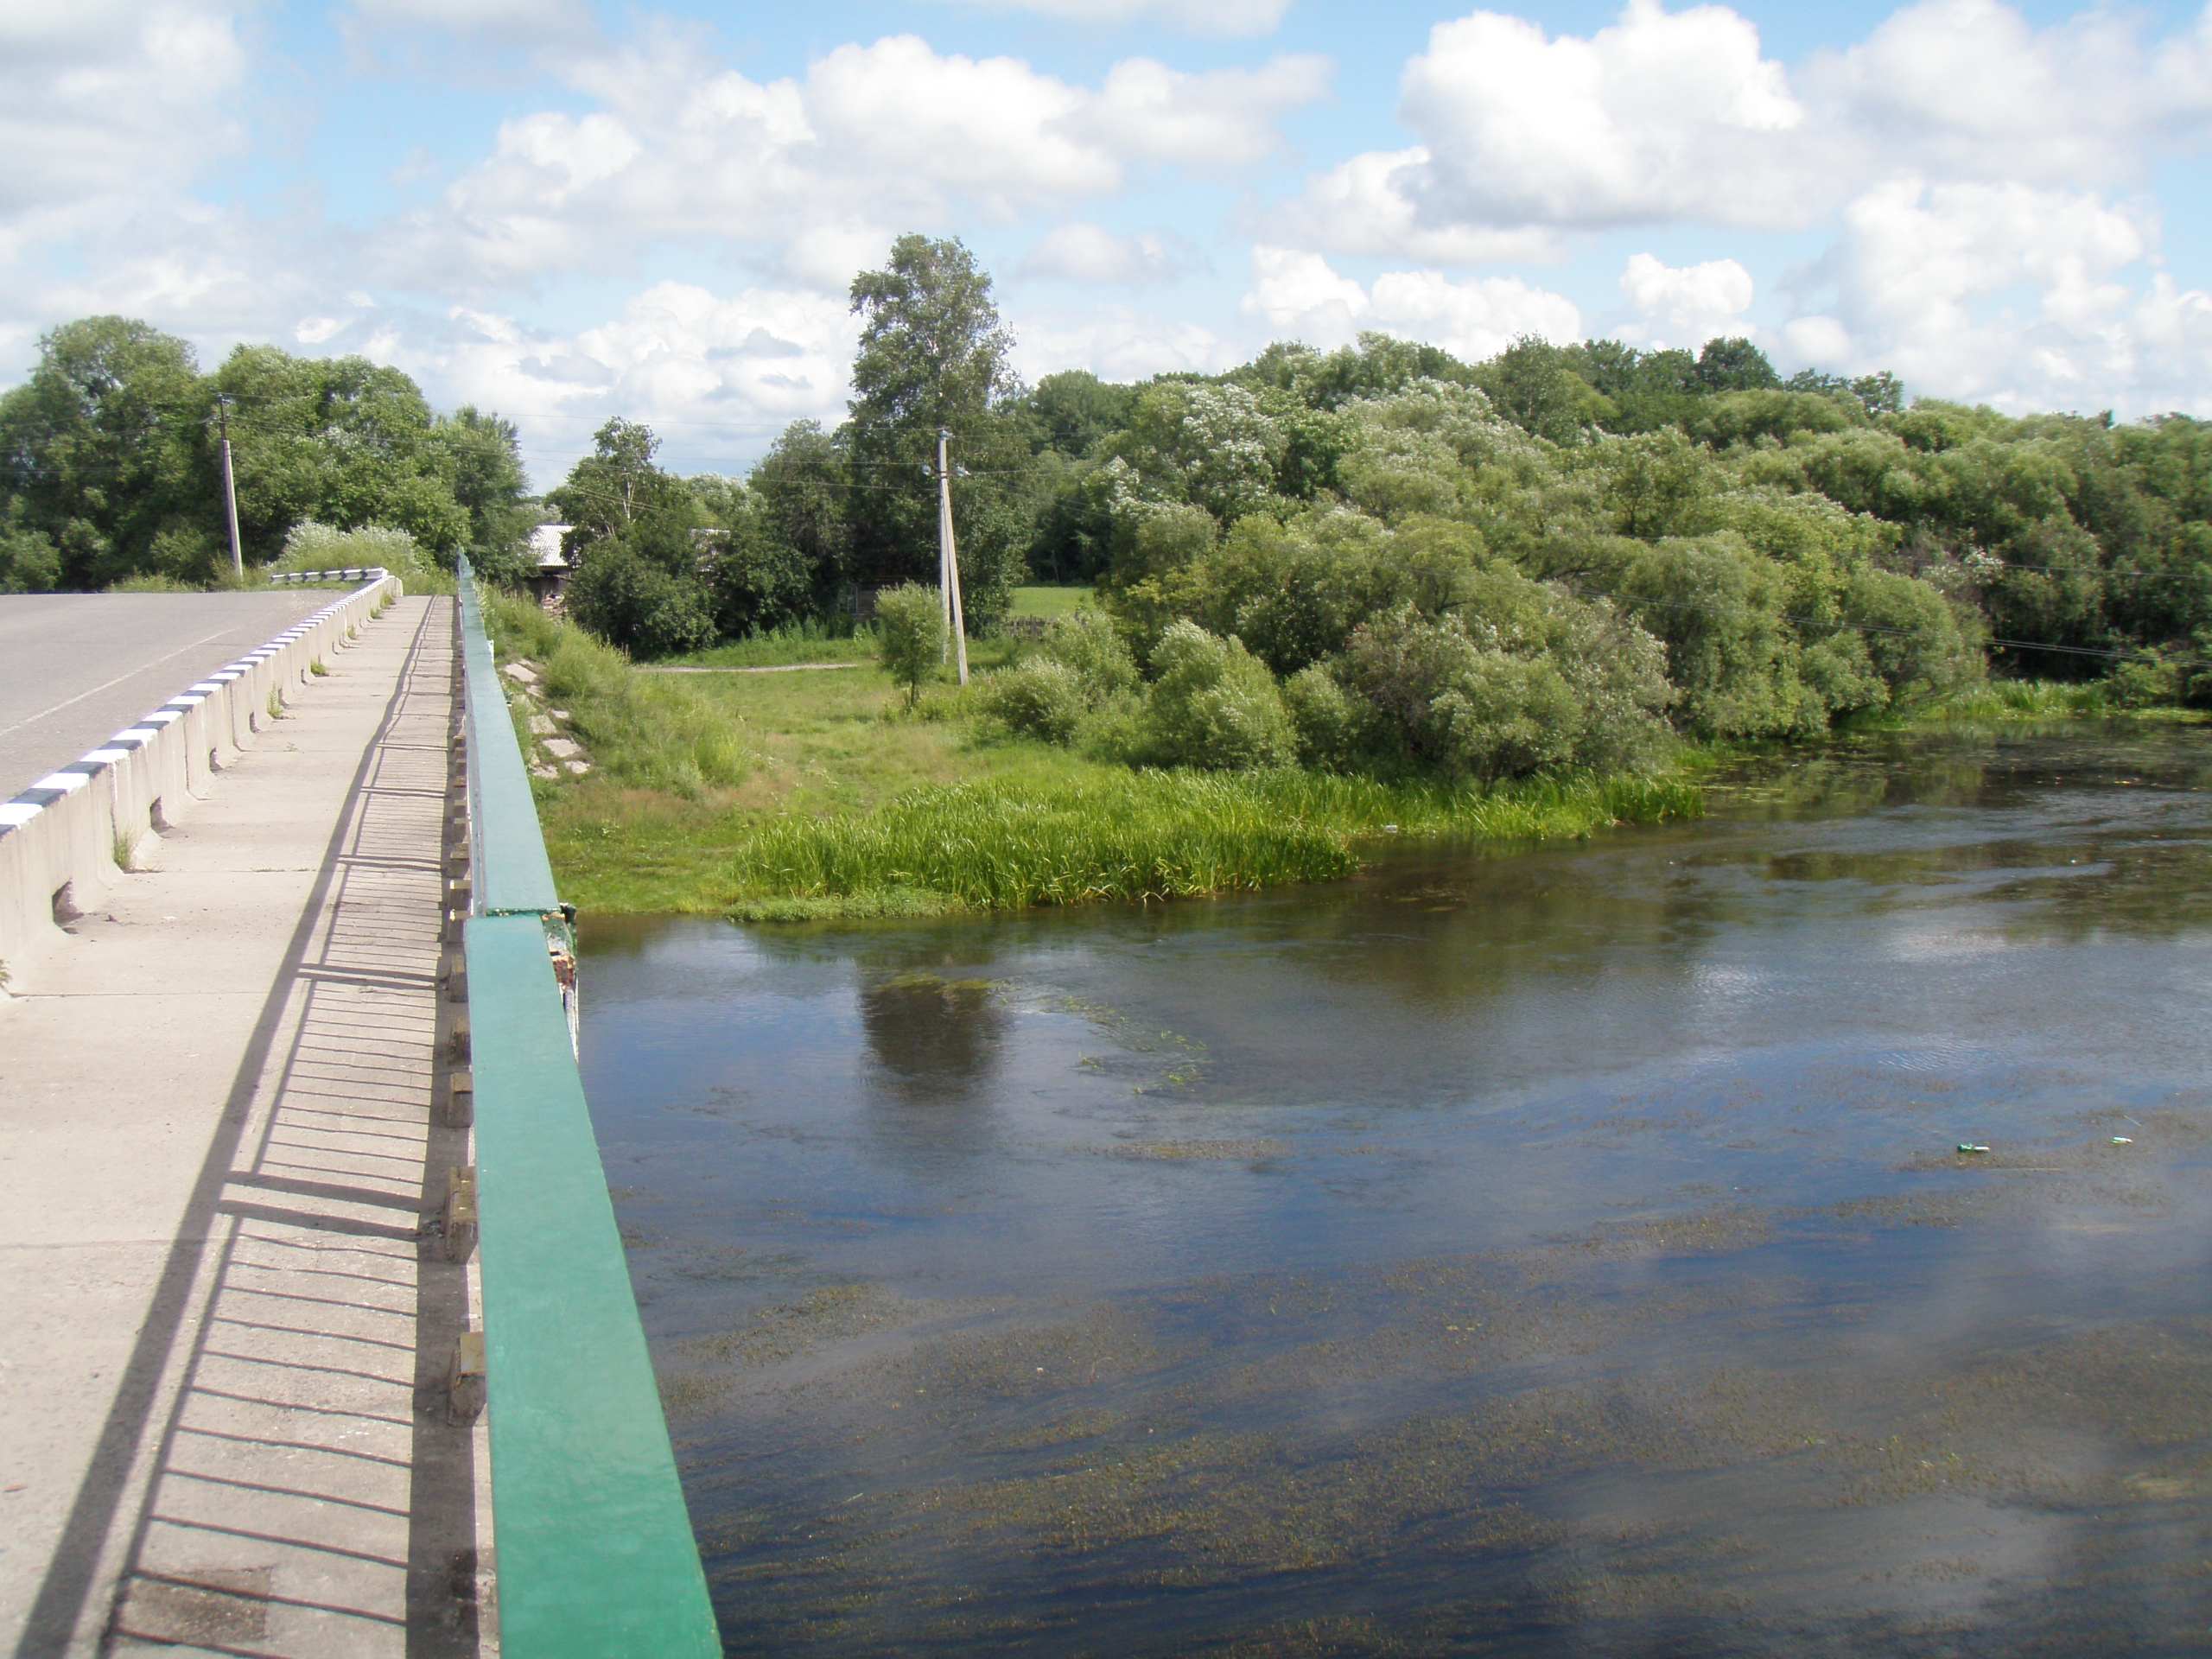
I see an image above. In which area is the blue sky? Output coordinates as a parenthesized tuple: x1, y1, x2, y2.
(8, 0, 2212, 484)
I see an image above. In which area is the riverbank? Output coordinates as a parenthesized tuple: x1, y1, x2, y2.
(485, 597, 2212, 919)
(482, 595, 1703, 918)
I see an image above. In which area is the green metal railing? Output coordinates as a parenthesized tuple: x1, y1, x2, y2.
(455, 561, 721, 1656)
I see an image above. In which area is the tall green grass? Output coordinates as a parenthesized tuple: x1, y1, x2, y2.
(1920, 679, 2111, 721)
(484, 594, 749, 794)
(725, 767, 1700, 919)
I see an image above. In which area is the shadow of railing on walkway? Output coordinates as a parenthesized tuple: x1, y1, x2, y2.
(92, 603, 483, 1656)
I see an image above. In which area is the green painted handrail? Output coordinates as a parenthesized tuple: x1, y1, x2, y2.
(457, 560, 721, 1657)
(457, 559, 561, 917)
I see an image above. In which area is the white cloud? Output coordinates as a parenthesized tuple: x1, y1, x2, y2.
(399, 34, 1329, 292)
(346, 0, 585, 27)
(1268, 149, 1568, 265)
(1243, 247, 1370, 346)
(1782, 178, 2212, 416)
(1019, 224, 1200, 285)
(0, 0, 245, 217)
(930, 0, 1292, 38)
(1400, 1, 1808, 230)
(1618, 252, 1755, 349)
(1243, 246, 1580, 358)
(1012, 306, 1242, 383)
(427, 283, 861, 478)
(1081, 54, 1330, 169)
(1806, 0, 2212, 188)
(1273, 0, 2212, 262)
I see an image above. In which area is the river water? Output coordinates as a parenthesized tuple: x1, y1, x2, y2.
(579, 726, 2212, 1656)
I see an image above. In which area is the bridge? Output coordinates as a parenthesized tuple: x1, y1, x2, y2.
(0, 571, 716, 1656)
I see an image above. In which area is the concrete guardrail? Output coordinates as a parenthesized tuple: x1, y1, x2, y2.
(270, 567, 393, 585)
(452, 559, 720, 1656)
(0, 573, 401, 973)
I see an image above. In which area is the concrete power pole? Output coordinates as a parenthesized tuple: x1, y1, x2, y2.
(936, 427, 969, 686)
(217, 398, 245, 582)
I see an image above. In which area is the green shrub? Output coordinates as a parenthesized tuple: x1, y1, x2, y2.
(874, 582, 946, 709)
(1338, 602, 1671, 784)
(1037, 608, 1139, 697)
(564, 539, 715, 658)
(2104, 652, 2181, 709)
(277, 521, 454, 594)
(1428, 652, 1581, 782)
(1281, 662, 1360, 769)
(978, 657, 1088, 742)
(1143, 620, 1294, 770)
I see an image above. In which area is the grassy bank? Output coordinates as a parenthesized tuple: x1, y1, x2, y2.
(723, 769, 1698, 920)
(1884, 678, 2210, 726)
(486, 594, 751, 791)
(482, 593, 1703, 919)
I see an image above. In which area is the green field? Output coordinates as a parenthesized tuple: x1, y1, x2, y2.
(1006, 585, 1097, 620)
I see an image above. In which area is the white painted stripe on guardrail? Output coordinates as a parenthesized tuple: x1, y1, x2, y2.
(0, 576, 389, 842)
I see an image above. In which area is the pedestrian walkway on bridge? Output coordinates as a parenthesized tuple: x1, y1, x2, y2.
(2, 595, 487, 1657)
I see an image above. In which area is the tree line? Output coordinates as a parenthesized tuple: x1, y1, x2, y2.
(9, 235, 2212, 774)
(0, 315, 537, 591)
(543, 234, 2212, 773)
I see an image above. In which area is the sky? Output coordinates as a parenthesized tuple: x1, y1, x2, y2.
(8, 0, 2212, 486)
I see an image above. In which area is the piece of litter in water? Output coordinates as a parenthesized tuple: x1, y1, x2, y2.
(2111, 1136, 2134, 1145)
(1957, 1143, 1991, 1154)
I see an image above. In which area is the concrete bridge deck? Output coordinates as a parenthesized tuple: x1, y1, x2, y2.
(1, 596, 486, 1657)
(0, 594, 334, 804)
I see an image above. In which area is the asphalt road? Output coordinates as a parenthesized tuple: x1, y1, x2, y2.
(0, 592, 331, 801)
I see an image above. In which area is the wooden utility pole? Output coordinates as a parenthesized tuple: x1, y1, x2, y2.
(217, 397, 244, 582)
(937, 427, 968, 686)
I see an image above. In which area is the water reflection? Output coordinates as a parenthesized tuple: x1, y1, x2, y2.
(579, 724, 2212, 1655)
(857, 970, 1007, 1095)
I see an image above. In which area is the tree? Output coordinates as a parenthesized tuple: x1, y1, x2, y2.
(435, 407, 535, 585)
(850, 235, 1018, 434)
(550, 419, 718, 656)
(0, 316, 214, 588)
(0, 319, 534, 588)
(212, 346, 471, 563)
(1484, 335, 1614, 443)
(1693, 337, 1781, 393)
(690, 476, 814, 639)
(548, 418, 694, 550)
(874, 582, 945, 709)
(1014, 372, 1139, 460)
(747, 421, 853, 618)
(563, 542, 715, 658)
(845, 235, 1030, 625)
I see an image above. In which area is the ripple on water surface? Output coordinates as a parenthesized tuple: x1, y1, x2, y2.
(580, 726, 2212, 1656)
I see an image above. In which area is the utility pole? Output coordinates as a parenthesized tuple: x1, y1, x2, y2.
(216, 397, 244, 582)
(937, 427, 968, 686)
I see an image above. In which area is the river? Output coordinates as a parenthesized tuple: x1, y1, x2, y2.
(578, 724, 2212, 1655)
